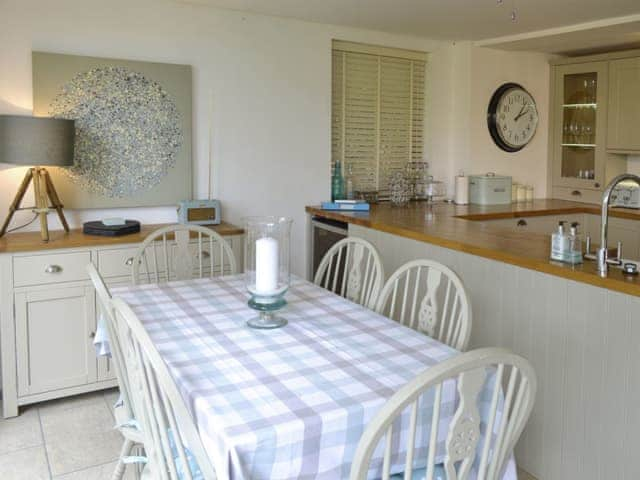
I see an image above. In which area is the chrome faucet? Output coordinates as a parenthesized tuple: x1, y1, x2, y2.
(595, 173, 640, 275)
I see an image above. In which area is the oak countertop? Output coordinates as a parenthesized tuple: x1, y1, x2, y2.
(306, 200, 640, 297)
(0, 221, 244, 254)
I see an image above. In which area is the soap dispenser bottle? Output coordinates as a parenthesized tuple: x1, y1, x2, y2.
(567, 222, 583, 264)
(550, 221, 568, 262)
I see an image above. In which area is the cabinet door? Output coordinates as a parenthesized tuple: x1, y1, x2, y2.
(15, 286, 97, 396)
(552, 62, 608, 190)
(607, 57, 640, 153)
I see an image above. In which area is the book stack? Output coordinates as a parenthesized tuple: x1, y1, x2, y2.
(320, 200, 370, 211)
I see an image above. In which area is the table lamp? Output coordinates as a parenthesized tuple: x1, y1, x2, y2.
(0, 115, 75, 241)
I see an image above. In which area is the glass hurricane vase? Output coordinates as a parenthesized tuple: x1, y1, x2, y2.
(244, 216, 293, 329)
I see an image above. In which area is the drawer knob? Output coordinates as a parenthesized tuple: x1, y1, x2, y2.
(125, 257, 134, 266)
(517, 219, 527, 227)
(199, 250, 211, 259)
(89, 331, 96, 339)
(44, 265, 63, 274)
(571, 190, 582, 196)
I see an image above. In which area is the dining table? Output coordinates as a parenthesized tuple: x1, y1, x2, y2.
(111, 274, 517, 480)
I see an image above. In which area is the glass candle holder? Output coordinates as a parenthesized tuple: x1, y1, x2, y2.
(244, 216, 293, 329)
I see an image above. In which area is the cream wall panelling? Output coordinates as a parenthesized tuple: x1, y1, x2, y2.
(350, 223, 640, 480)
(0, 233, 244, 418)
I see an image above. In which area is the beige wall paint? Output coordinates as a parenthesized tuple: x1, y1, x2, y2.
(456, 44, 553, 196)
(628, 156, 640, 176)
(427, 43, 553, 197)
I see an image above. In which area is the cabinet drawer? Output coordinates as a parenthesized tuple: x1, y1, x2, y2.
(98, 247, 139, 279)
(98, 246, 167, 279)
(13, 251, 91, 287)
(552, 186, 602, 204)
(486, 214, 584, 235)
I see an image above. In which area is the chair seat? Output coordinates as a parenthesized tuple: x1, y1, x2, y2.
(390, 465, 445, 480)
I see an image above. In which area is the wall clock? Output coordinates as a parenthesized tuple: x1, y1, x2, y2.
(487, 82, 539, 152)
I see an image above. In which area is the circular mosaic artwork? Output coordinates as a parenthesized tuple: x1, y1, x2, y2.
(49, 66, 183, 198)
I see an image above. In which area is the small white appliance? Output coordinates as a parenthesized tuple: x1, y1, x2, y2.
(610, 181, 640, 209)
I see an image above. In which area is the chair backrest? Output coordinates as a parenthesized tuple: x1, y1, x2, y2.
(112, 298, 218, 480)
(131, 224, 238, 285)
(375, 259, 472, 351)
(314, 237, 384, 309)
(350, 348, 536, 480)
(86, 263, 134, 420)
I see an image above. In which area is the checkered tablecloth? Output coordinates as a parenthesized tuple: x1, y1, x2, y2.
(112, 275, 516, 480)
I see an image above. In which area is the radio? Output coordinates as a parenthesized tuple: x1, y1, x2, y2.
(177, 199, 221, 225)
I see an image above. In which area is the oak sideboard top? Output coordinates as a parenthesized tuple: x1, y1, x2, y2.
(0, 221, 244, 254)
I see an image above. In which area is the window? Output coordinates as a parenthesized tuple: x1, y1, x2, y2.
(332, 41, 426, 196)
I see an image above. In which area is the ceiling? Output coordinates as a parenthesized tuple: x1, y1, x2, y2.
(475, 17, 640, 55)
(182, 0, 640, 42)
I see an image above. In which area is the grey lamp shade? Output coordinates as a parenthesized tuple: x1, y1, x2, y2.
(0, 115, 75, 167)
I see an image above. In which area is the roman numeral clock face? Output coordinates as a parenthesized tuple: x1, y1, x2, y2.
(488, 83, 539, 152)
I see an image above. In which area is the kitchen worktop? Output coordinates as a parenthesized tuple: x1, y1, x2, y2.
(0, 221, 244, 254)
(306, 199, 640, 297)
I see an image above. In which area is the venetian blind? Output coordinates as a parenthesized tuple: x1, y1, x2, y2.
(332, 41, 426, 195)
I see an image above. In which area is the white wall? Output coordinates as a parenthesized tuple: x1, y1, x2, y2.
(0, 1, 556, 274)
(430, 42, 553, 197)
(0, 0, 444, 276)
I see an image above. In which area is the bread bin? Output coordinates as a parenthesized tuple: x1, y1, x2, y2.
(468, 173, 512, 205)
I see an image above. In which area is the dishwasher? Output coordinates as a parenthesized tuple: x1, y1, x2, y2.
(310, 216, 348, 280)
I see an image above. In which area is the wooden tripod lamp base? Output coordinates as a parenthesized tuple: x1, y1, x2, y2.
(0, 167, 70, 242)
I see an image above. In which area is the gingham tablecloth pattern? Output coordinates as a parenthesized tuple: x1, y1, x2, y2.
(112, 275, 514, 480)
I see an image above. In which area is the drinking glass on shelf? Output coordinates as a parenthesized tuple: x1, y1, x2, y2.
(589, 79, 597, 103)
(569, 122, 579, 143)
(584, 124, 594, 145)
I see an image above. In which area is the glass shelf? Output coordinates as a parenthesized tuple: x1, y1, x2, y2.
(562, 103, 597, 108)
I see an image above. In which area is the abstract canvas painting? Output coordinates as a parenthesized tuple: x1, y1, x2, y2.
(32, 52, 192, 208)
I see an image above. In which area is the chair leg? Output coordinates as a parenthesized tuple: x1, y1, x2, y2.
(111, 438, 134, 480)
(132, 444, 145, 480)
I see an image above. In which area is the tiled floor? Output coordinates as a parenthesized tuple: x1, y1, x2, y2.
(1, 388, 539, 480)
(0, 388, 134, 480)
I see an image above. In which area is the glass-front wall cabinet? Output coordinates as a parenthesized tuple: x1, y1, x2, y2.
(553, 62, 608, 190)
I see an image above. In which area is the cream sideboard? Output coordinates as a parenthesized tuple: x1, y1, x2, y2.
(607, 57, 640, 154)
(0, 223, 243, 418)
(549, 50, 640, 202)
(474, 212, 640, 261)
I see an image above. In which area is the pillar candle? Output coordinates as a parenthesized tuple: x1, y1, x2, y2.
(255, 237, 279, 294)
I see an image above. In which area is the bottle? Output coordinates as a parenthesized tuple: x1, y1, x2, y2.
(550, 221, 568, 262)
(567, 222, 583, 264)
(331, 161, 344, 201)
(344, 164, 354, 200)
